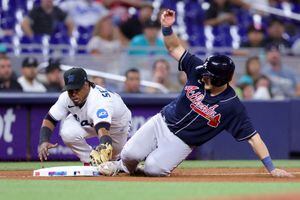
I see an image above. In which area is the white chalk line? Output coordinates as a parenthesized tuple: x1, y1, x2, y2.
(189, 172, 300, 176)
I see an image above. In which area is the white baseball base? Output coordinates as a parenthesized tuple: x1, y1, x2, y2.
(33, 166, 100, 177)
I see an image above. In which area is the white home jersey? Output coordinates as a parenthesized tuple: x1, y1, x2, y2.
(49, 85, 131, 130)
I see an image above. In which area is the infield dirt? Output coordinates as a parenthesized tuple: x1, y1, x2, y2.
(1, 167, 300, 182)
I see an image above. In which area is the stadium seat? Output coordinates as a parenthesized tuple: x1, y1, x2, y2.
(0, 0, 299, 54)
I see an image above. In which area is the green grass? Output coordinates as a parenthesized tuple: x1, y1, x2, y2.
(1, 160, 300, 200)
(180, 160, 300, 168)
(0, 180, 299, 200)
(0, 161, 81, 171)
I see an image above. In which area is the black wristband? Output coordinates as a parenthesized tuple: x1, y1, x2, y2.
(39, 126, 52, 145)
(95, 122, 111, 133)
(99, 135, 113, 145)
(162, 26, 173, 36)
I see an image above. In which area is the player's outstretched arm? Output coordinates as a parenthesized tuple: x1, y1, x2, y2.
(90, 126, 113, 166)
(160, 9, 186, 61)
(38, 119, 58, 162)
(247, 133, 294, 178)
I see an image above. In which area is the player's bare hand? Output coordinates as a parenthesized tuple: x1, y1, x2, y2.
(270, 168, 294, 178)
(38, 142, 58, 161)
(160, 9, 175, 27)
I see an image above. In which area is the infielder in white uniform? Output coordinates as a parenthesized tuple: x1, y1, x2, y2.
(38, 67, 131, 165)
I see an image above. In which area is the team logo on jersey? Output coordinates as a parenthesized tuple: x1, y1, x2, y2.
(185, 86, 221, 128)
(97, 109, 109, 119)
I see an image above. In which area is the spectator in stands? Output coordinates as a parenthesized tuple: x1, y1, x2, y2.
(119, 2, 153, 44)
(92, 76, 106, 88)
(18, 57, 47, 92)
(178, 71, 187, 87)
(241, 25, 266, 48)
(204, 0, 237, 26)
(100, 0, 144, 24)
(265, 19, 291, 49)
(292, 38, 300, 56)
(0, 28, 13, 40)
(21, 0, 74, 38)
(0, 56, 23, 92)
(59, 0, 108, 27)
(0, 44, 7, 57)
(253, 75, 272, 100)
(45, 59, 63, 92)
(121, 68, 141, 93)
(87, 15, 122, 55)
(146, 59, 180, 93)
(263, 44, 297, 99)
(238, 56, 262, 86)
(295, 83, 300, 98)
(128, 19, 166, 55)
(239, 83, 254, 100)
(230, 75, 243, 99)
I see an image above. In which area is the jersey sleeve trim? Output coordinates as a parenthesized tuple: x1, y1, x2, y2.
(178, 50, 188, 71)
(219, 95, 237, 103)
(237, 130, 257, 141)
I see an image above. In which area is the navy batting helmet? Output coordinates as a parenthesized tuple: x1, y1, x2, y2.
(198, 55, 235, 87)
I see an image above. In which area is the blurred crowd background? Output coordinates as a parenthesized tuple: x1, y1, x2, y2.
(1, 0, 300, 100)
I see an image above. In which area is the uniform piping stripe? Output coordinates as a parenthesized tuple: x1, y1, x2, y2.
(237, 130, 257, 141)
(166, 109, 193, 126)
(174, 115, 199, 135)
(179, 50, 188, 71)
(220, 95, 237, 103)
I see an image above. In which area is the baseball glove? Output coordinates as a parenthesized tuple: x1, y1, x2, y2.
(90, 143, 113, 166)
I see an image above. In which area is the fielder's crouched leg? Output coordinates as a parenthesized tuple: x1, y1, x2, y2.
(60, 116, 93, 163)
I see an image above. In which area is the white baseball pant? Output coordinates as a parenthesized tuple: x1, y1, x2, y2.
(60, 114, 131, 163)
(121, 113, 193, 176)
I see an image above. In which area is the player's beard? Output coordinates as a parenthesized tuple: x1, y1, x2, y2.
(72, 98, 86, 107)
(72, 93, 88, 107)
(204, 84, 213, 90)
(201, 77, 213, 90)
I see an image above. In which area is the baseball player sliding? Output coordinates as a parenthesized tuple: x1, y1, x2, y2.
(38, 68, 131, 165)
(97, 9, 293, 178)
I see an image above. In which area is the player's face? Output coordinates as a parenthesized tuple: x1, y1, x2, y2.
(201, 76, 213, 90)
(67, 82, 89, 106)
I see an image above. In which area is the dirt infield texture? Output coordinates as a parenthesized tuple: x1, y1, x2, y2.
(1, 167, 300, 182)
